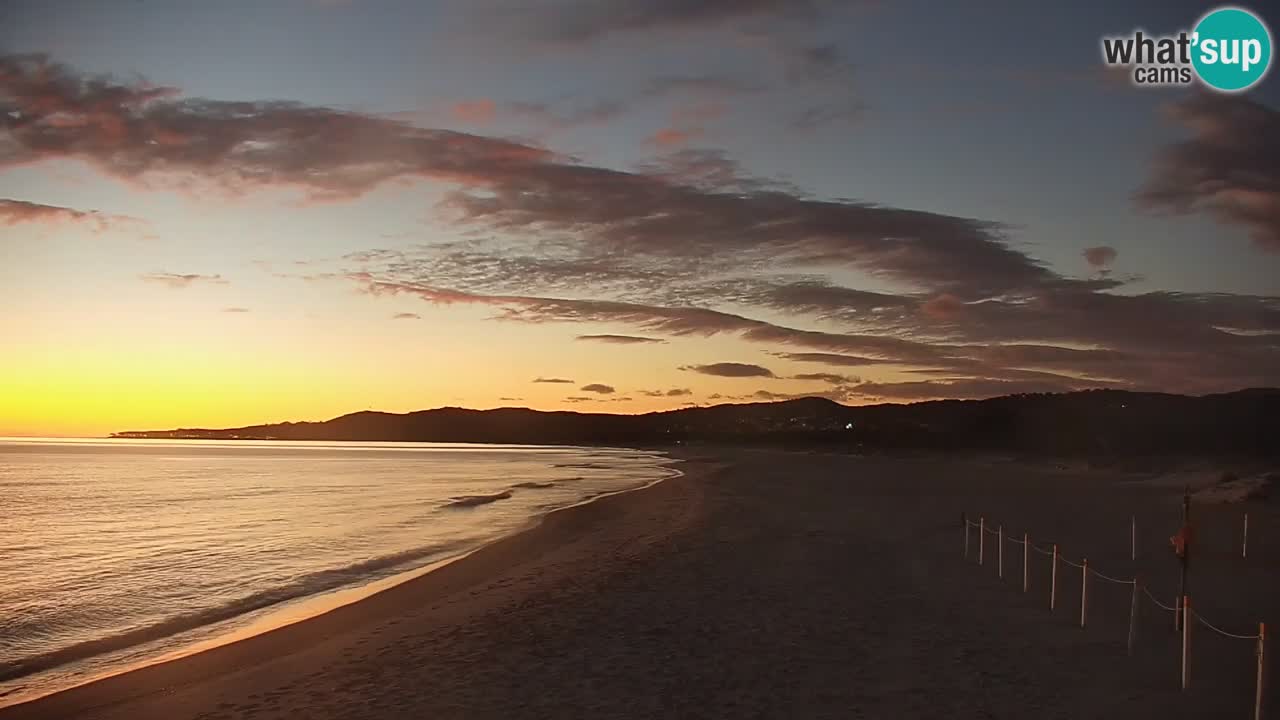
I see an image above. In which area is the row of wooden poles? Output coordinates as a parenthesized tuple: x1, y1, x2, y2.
(962, 513, 1267, 720)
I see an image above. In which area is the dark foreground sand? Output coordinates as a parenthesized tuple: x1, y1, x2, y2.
(2, 450, 1276, 719)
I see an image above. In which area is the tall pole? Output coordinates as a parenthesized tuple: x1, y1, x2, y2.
(1128, 575, 1140, 656)
(1050, 544, 1059, 611)
(1181, 595, 1191, 690)
(1131, 515, 1136, 561)
(1080, 558, 1089, 628)
(1022, 532, 1029, 593)
(979, 516, 985, 566)
(998, 525, 1004, 579)
(1256, 623, 1267, 720)
(1176, 489, 1190, 632)
(1243, 513, 1249, 559)
(963, 512, 969, 560)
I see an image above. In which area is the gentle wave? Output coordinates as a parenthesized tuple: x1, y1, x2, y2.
(443, 490, 513, 508)
(0, 539, 471, 683)
(510, 481, 555, 490)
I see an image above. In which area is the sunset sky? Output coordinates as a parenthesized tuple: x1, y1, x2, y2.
(2, 0, 1279, 437)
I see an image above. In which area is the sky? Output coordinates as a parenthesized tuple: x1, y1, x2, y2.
(2, 0, 1279, 437)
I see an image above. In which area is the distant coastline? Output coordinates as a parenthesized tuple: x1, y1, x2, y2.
(112, 389, 1280, 458)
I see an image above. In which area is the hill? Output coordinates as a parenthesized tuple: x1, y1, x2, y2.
(111, 389, 1280, 457)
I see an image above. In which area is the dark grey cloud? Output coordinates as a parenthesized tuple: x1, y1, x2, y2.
(775, 352, 892, 367)
(575, 334, 666, 344)
(1137, 93, 1280, 252)
(346, 270, 1280, 396)
(683, 362, 776, 378)
(792, 372, 856, 385)
(533, 377, 575, 383)
(580, 383, 616, 394)
(140, 272, 228, 288)
(635, 148, 801, 194)
(439, 167, 1055, 300)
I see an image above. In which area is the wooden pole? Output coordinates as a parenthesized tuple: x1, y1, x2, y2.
(979, 517, 985, 566)
(1080, 558, 1089, 628)
(1181, 595, 1191, 691)
(1131, 515, 1136, 561)
(1050, 544, 1058, 611)
(1176, 490, 1190, 632)
(1022, 532, 1029, 593)
(1243, 513, 1249, 559)
(963, 512, 969, 560)
(1256, 622, 1267, 720)
(1128, 575, 1140, 656)
(998, 525, 1004, 580)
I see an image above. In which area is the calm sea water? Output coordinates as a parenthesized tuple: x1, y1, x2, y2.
(0, 438, 678, 706)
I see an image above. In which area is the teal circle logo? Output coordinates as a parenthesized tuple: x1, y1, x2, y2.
(1191, 7, 1272, 92)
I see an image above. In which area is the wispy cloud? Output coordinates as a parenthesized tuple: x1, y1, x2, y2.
(775, 352, 891, 367)
(392, 312, 421, 320)
(0, 198, 144, 233)
(0, 53, 557, 202)
(140, 272, 228, 288)
(639, 387, 693, 397)
(682, 362, 776, 378)
(533, 377, 576, 384)
(221, 307, 250, 313)
(792, 372, 856, 385)
(575, 334, 666, 344)
(580, 383, 616, 394)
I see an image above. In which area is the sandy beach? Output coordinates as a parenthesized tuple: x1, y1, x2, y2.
(2, 449, 1275, 719)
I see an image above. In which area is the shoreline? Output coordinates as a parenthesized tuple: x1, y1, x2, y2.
(0, 459, 699, 719)
(3, 449, 1271, 719)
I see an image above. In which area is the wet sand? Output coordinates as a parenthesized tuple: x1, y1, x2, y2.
(2, 450, 1275, 719)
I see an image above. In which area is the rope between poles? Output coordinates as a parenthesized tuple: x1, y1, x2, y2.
(1059, 557, 1085, 570)
(1188, 608, 1261, 640)
(1141, 586, 1176, 612)
(1032, 543, 1055, 556)
(1087, 567, 1135, 585)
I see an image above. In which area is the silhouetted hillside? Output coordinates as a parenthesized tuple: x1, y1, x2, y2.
(113, 389, 1279, 457)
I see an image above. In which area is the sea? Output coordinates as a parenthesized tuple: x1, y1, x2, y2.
(0, 437, 679, 707)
